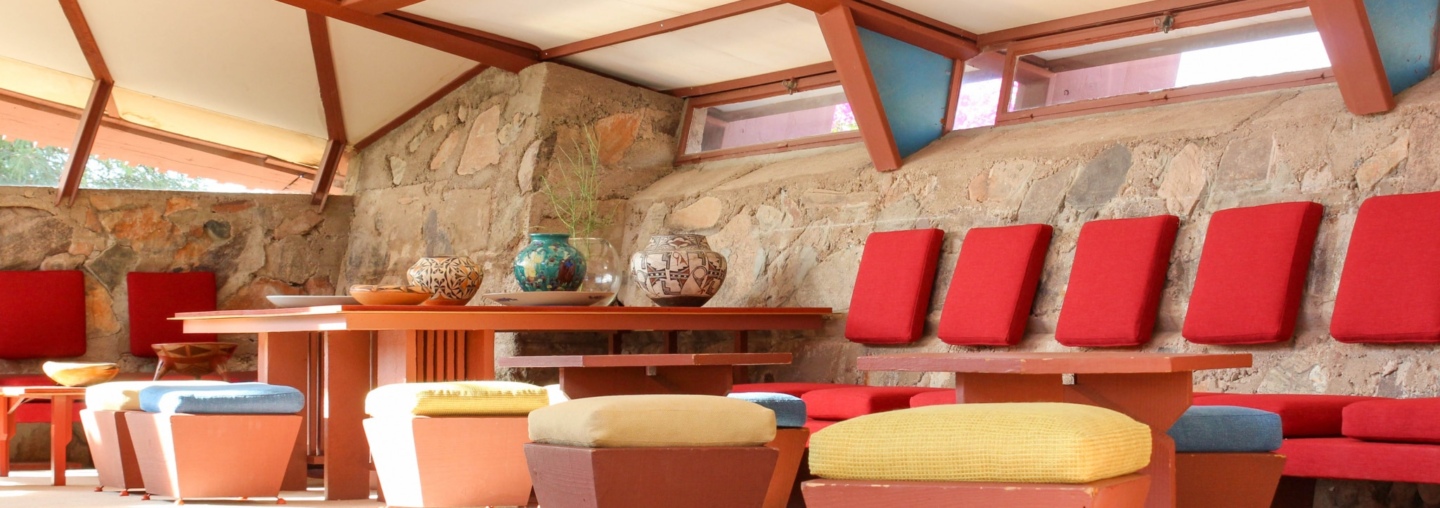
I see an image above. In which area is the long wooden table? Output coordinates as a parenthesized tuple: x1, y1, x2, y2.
(857, 352, 1252, 508)
(499, 353, 793, 399)
(0, 386, 84, 486)
(175, 305, 831, 501)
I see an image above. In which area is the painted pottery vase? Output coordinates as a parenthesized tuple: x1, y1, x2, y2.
(513, 233, 587, 292)
(407, 256, 483, 305)
(630, 234, 728, 307)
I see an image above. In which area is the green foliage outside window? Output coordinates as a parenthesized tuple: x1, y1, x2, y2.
(0, 136, 242, 192)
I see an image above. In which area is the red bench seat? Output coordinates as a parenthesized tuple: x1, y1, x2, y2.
(1192, 394, 1383, 437)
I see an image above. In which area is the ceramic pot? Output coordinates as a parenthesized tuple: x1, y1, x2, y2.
(630, 234, 728, 307)
(407, 256, 483, 305)
(514, 233, 587, 292)
(571, 237, 622, 305)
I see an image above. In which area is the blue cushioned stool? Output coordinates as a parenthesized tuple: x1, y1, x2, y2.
(126, 383, 304, 505)
(1170, 405, 1287, 508)
(1169, 405, 1282, 453)
(729, 392, 807, 429)
(730, 392, 809, 508)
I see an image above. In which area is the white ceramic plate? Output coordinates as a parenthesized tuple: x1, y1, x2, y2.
(267, 295, 361, 308)
(484, 292, 614, 307)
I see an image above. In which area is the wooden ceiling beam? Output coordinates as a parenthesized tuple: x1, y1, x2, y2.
(846, 1, 978, 60)
(387, 11, 543, 56)
(56, 79, 112, 206)
(1308, 0, 1394, 114)
(307, 12, 346, 206)
(542, 0, 786, 59)
(57, 0, 111, 82)
(816, 4, 901, 171)
(274, 0, 538, 72)
(354, 65, 487, 150)
(311, 139, 345, 207)
(339, 0, 424, 16)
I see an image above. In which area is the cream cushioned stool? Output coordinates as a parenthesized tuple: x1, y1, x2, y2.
(803, 403, 1153, 508)
(80, 380, 226, 496)
(364, 381, 549, 508)
(526, 395, 778, 508)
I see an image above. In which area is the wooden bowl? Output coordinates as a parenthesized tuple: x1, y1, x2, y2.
(42, 361, 119, 387)
(349, 284, 432, 306)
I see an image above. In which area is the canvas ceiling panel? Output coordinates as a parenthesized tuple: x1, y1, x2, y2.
(0, 0, 92, 79)
(80, 0, 326, 138)
(111, 88, 327, 168)
(328, 19, 474, 143)
(402, 0, 734, 49)
(886, 0, 1152, 34)
(0, 56, 95, 109)
(561, 5, 829, 90)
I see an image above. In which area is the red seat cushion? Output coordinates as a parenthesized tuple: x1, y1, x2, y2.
(1342, 398, 1440, 444)
(1332, 192, 1440, 343)
(805, 418, 838, 434)
(731, 382, 851, 397)
(0, 374, 59, 386)
(127, 272, 218, 357)
(909, 389, 955, 407)
(802, 386, 948, 421)
(0, 271, 86, 359)
(1184, 202, 1322, 345)
(13, 400, 85, 424)
(844, 229, 945, 344)
(938, 224, 1052, 346)
(1194, 394, 1384, 437)
(1055, 215, 1179, 347)
(1279, 437, 1440, 484)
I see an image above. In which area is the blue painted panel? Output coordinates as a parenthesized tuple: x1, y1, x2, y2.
(857, 28, 952, 158)
(1365, 0, 1438, 94)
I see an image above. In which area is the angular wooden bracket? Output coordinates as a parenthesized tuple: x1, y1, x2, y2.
(311, 139, 345, 208)
(1303, 0, 1393, 114)
(56, 79, 113, 207)
(816, 5, 902, 171)
(307, 12, 347, 207)
(274, 0, 538, 72)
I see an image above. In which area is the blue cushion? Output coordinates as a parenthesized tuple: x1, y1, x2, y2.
(139, 383, 305, 415)
(1168, 405, 1282, 453)
(729, 392, 807, 428)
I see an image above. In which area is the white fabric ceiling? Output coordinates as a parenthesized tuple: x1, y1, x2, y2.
(402, 0, 736, 49)
(887, 0, 1154, 34)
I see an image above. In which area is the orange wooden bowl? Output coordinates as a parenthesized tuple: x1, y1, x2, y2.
(43, 361, 120, 387)
(349, 285, 432, 306)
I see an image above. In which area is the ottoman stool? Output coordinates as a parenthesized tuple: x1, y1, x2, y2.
(364, 381, 550, 508)
(80, 380, 226, 495)
(128, 383, 304, 505)
(526, 395, 779, 508)
(1169, 405, 1285, 508)
(729, 392, 809, 508)
(802, 403, 1153, 507)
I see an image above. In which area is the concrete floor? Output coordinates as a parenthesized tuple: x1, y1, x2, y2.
(0, 470, 383, 507)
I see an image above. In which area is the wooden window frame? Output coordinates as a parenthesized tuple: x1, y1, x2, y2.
(675, 70, 862, 165)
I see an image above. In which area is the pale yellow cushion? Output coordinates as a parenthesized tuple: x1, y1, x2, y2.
(809, 403, 1151, 483)
(84, 381, 228, 411)
(365, 381, 549, 417)
(528, 395, 776, 448)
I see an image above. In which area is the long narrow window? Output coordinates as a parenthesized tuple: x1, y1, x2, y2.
(680, 84, 861, 162)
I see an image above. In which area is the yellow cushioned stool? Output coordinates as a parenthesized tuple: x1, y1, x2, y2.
(526, 395, 779, 508)
(364, 381, 548, 508)
(803, 403, 1153, 508)
(79, 380, 227, 495)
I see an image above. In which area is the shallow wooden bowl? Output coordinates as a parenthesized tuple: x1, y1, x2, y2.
(350, 284, 432, 306)
(42, 361, 120, 387)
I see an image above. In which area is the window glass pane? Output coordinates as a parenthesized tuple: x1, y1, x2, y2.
(0, 136, 64, 187)
(684, 86, 855, 155)
(954, 55, 1004, 130)
(0, 134, 275, 193)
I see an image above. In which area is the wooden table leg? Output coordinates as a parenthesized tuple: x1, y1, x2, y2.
(560, 366, 734, 399)
(1065, 372, 1192, 508)
(50, 395, 72, 486)
(0, 394, 11, 477)
(324, 330, 374, 501)
(259, 332, 314, 491)
(733, 331, 749, 384)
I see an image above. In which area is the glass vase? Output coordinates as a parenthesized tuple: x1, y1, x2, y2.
(571, 237, 622, 305)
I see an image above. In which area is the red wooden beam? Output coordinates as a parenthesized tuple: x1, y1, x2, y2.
(273, 0, 537, 72)
(339, 0, 424, 15)
(1307, 0, 1394, 114)
(854, 0, 978, 40)
(942, 59, 962, 133)
(816, 5, 901, 171)
(307, 13, 347, 143)
(846, 1, 978, 60)
(57, 0, 111, 82)
(354, 65, 487, 150)
(544, 0, 785, 59)
(311, 139, 345, 207)
(387, 11, 542, 56)
(979, 0, 1239, 47)
(56, 79, 113, 206)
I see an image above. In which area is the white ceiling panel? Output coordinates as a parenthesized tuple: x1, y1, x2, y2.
(80, 0, 326, 138)
(0, 0, 92, 79)
(887, 0, 1153, 34)
(562, 5, 830, 90)
(328, 19, 474, 142)
(403, 0, 734, 49)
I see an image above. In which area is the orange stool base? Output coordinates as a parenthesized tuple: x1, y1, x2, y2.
(365, 416, 532, 507)
(81, 409, 145, 493)
(125, 412, 300, 504)
(1177, 453, 1285, 508)
(525, 444, 776, 508)
(802, 474, 1150, 508)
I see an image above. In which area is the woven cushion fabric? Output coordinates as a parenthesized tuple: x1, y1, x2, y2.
(126, 272, 218, 357)
(731, 382, 849, 397)
(139, 383, 304, 415)
(0, 270, 85, 359)
(1184, 202, 1322, 345)
(1193, 394, 1383, 437)
(909, 390, 955, 407)
(1342, 398, 1440, 444)
(529, 395, 775, 448)
(844, 229, 945, 344)
(85, 380, 228, 411)
(1168, 405, 1282, 453)
(1279, 437, 1440, 485)
(1055, 215, 1179, 347)
(365, 381, 549, 417)
(728, 392, 807, 428)
(939, 224, 1052, 346)
(1332, 192, 1440, 343)
(809, 403, 1151, 483)
(803, 387, 948, 421)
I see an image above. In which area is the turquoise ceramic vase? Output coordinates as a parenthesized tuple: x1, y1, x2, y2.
(513, 233, 587, 291)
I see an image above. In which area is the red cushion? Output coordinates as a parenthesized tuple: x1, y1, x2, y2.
(0, 374, 59, 386)
(909, 389, 955, 407)
(1194, 394, 1384, 437)
(802, 386, 948, 421)
(1279, 437, 1440, 484)
(1184, 202, 1322, 345)
(1342, 398, 1440, 444)
(805, 418, 838, 434)
(844, 229, 945, 344)
(126, 272, 218, 357)
(731, 382, 850, 397)
(1055, 215, 1179, 347)
(0, 271, 86, 359)
(1332, 192, 1440, 343)
(938, 224, 1051, 346)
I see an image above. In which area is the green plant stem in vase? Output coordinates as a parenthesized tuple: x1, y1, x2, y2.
(540, 128, 611, 240)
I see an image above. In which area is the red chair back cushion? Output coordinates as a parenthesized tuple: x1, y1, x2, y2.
(1055, 215, 1178, 347)
(938, 224, 1052, 346)
(1184, 202, 1322, 345)
(0, 271, 86, 359)
(127, 272, 218, 357)
(844, 229, 945, 344)
(1332, 192, 1440, 343)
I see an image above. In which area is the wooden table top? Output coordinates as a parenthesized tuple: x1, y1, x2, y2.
(1, 386, 86, 397)
(857, 352, 1252, 374)
(498, 353, 793, 369)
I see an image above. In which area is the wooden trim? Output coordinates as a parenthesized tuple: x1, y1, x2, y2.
(817, 5, 901, 171)
(979, 0, 1240, 47)
(996, 51, 1018, 119)
(311, 139, 345, 207)
(338, 0, 423, 15)
(56, 79, 113, 206)
(307, 13, 347, 143)
(942, 59, 962, 133)
(353, 65, 486, 150)
(665, 62, 835, 97)
(675, 100, 696, 158)
(57, 0, 110, 82)
(543, 0, 785, 59)
(688, 72, 842, 108)
(846, 1, 979, 60)
(1307, 0, 1395, 114)
(386, 11, 542, 57)
(675, 131, 861, 164)
(274, 0, 537, 72)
